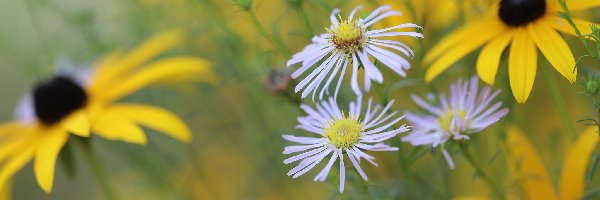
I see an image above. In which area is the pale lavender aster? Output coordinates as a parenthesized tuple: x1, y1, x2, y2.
(282, 96, 409, 193)
(401, 76, 509, 169)
(286, 5, 422, 100)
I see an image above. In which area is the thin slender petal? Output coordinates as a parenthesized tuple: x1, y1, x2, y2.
(546, 16, 594, 38)
(564, 0, 600, 11)
(107, 104, 192, 142)
(34, 129, 68, 193)
(476, 30, 513, 85)
(528, 20, 576, 83)
(92, 109, 147, 144)
(425, 18, 505, 82)
(91, 30, 183, 91)
(506, 126, 558, 200)
(423, 15, 502, 64)
(97, 57, 215, 102)
(60, 110, 90, 137)
(508, 28, 537, 103)
(0, 141, 37, 194)
(559, 128, 599, 200)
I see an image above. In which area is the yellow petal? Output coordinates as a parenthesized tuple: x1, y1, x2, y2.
(34, 129, 68, 193)
(528, 20, 577, 83)
(0, 122, 25, 139)
(0, 137, 37, 194)
(95, 56, 215, 102)
(91, 109, 147, 144)
(476, 30, 513, 85)
(565, 0, 600, 11)
(0, 179, 11, 200)
(508, 28, 537, 103)
(559, 128, 599, 200)
(91, 30, 183, 91)
(108, 104, 192, 142)
(546, 16, 594, 38)
(88, 52, 122, 92)
(506, 126, 558, 200)
(423, 15, 498, 65)
(424, 18, 505, 82)
(0, 128, 39, 162)
(60, 110, 90, 137)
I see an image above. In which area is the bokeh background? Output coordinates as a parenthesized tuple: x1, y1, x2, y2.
(0, 0, 599, 199)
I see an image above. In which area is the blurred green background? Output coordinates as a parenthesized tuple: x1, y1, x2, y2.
(1, 0, 600, 199)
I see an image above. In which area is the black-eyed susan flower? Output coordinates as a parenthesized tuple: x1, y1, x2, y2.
(282, 96, 410, 192)
(287, 5, 422, 100)
(0, 30, 216, 193)
(423, 0, 600, 103)
(402, 76, 508, 169)
(506, 126, 598, 199)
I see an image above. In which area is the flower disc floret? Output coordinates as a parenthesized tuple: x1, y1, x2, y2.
(328, 19, 365, 53)
(324, 115, 363, 148)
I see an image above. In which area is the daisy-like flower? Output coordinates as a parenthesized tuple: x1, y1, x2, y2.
(423, 0, 600, 103)
(402, 76, 508, 169)
(282, 96, 410, 192)
(0, 30, 216, 193)
(287, 5, 422, 100)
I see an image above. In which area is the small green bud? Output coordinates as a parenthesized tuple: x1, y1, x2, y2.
(584, 74, 600, 96)
(587, 80, 600, 95)
(285, 0, 302, 8)
(233, 0, 253, 11)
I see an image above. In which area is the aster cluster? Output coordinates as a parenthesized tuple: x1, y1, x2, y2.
(282, 5, 508, 193)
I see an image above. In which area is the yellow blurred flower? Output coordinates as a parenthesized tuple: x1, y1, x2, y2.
(423, 0, 599, 103)
(506, 126, 599, 199)
(0, 30, 216, 193)
(379, 0, 491, 30)
(0, 180, 10, 200)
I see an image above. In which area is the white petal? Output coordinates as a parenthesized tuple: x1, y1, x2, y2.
(366, 23, 422, 35)
(284, 146, 327, 164)
(315, 151, 339, 182)
(364, 11, 402, 27)
(347, 148, 368, 180)
(330, 8, 340, 26)
(282, 135, 325, 144)
(442, 149, 455, 170)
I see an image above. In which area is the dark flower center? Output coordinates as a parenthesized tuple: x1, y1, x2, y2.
(33, 76, 87, 125)
(498, 0, 547, 27)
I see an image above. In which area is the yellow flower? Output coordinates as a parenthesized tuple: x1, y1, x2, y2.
(506, 126, 599, 199)
(379, 0, 491, 30)
(0, 30, 216, 193)
(423, 0, 599, 103)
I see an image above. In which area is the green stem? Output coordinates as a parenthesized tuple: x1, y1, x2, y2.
(23, 0, 51, 75)
(541, 62, 577, 141)
(247, 11, 290, 56)
(296, 6, 314, 41)
(594, 97, 600, 134)
(78, 139, 118, 200)
(557, 0, 596, 63)
(356, 169, 372, 200)
(460, 144, 502, 198)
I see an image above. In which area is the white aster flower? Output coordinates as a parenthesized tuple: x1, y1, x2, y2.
(401, 76, 509, 169)
(282, 96, 410, 193)
(287, 5, 422, 100)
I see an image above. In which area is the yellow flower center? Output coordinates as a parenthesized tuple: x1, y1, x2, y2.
(439, 109, 466, 133)
(328, 19, 364, 52)
(324, 115, 363, 149)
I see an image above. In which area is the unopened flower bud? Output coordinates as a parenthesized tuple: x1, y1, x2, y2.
(264, 69, 291, 95)
(233, 0, 253, 11)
